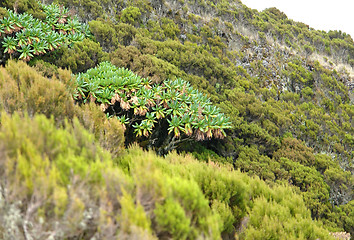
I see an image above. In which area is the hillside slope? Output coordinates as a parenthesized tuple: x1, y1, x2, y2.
(0, 0, 353, 238)
(0, 60, 337, 239)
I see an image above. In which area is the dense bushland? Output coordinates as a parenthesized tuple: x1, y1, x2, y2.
(0, 63, 334, 239)
(0, 60, 125, 155)
(0, 0, 353, 238)
(37, 0, 353, 233)
(0, 110, 334, 239)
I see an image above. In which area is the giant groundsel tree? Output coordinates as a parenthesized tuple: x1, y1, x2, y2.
(0, 1, 89, 63)
(75, 61, 232, 154)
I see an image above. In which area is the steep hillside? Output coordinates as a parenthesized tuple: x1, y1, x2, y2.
(0, 60, 337, 240)
(0, 0, 353, 239)
(20, 0, 352, 167)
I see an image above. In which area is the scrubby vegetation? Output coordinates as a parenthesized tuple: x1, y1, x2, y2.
(0, 0, 353, 239)
(0, 108, 333, 239)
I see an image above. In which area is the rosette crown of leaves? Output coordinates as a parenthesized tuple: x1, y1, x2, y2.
(75, 62, 232, 141)
(0, 1, 90, 62)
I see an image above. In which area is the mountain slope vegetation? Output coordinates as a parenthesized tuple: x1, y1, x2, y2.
(0, 0, 353, 239)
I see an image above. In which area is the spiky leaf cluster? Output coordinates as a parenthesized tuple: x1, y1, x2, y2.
(0, 2, 90, 61)
(75, 62, 232, 141)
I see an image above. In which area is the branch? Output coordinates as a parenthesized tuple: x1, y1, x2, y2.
(23, 193, 45, 240)
(159, 135, 194, 155)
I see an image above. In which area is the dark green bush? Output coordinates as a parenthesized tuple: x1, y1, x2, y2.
(55, 38, 108, 74)
(120, 6, 141, 25)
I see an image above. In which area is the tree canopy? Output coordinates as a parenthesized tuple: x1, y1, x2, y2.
(75, 61, 232, 154)
(0, 1, 89, 63)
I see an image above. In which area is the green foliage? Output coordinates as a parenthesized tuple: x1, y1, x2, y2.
(119, 189, 152, 232)
(89, 18, 122, 51)
(211, 199, 235, 234)
(0, 112, 127, 239)
(118, 146, 334, 239)
(110, 45, 183, 82)
(154, 199, 191, 239)
(287, 60, 314, 86)
(341, 201, 354, 235)
(1, 0, 351, 236)
(1, 112, 111, 185)
(0, 60, 125, 155)
(160, 18, 180, 39)
(235, 137, 353, 224)
(75, 102, 125, 157)
(0, 109, 334, 240)
(75, 61, 232, 153)
(0, 2, 90, 63)
(0, 60, 75, 122)
(243, 194, 332, 240)
(120, 6, 141, 25)
(116, 147, 224, 239)
(0, 0, 43, 16)
(54, 38, 108, 73)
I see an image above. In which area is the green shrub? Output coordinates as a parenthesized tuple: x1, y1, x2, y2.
(118, 146, 334, 239)
(0, 60, 75, 123)
(119, 147, 222, 239)
(243, 195, 332, 240)
(120, 6, 141, 25)
(75, 102, 125, 157)
(55, 38, 108, 74)
(0, 111, 129, 239)
(154, 199, 191, 239)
